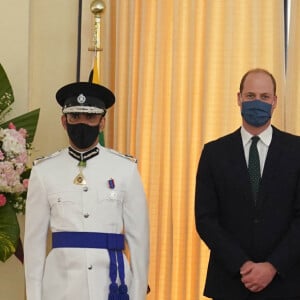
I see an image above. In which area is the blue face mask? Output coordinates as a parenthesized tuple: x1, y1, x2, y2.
(241, 99, 272, 127)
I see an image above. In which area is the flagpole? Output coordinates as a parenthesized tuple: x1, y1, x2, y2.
(89, 0, 105, 83)
(76, 0, 83, 81)
(89, 0, 106, 146)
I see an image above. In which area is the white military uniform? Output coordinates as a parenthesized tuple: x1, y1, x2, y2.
(24, 144, 149, 300)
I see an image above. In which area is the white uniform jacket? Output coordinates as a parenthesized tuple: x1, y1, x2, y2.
(24, 145, 149, 300)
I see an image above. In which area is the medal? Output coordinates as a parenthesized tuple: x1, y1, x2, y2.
(68, 147, 99, 185)
(73, 161, 87, 185)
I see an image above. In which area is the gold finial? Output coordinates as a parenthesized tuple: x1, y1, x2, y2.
(89, 0, 105, 52)
(90, 0, 105, 18)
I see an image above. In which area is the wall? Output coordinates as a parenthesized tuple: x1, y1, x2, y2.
(0, 2, 30, 299)
(0, 1, 29, 119)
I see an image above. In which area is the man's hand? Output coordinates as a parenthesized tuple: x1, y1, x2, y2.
(240, 261, 277, 293)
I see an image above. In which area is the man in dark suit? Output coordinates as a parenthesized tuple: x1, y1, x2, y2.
(195, 68, 300, 300)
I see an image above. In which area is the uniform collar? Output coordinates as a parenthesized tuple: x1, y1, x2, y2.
(68, 146, 99, 162)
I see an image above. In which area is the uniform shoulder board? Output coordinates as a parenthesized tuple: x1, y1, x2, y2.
(107, 148, 138, 163)
(33, 150, 62, 166)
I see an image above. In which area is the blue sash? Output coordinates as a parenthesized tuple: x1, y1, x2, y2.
(52, 232, 129, 300)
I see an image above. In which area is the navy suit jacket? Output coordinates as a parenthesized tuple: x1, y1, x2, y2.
(195, 126, 300, 299)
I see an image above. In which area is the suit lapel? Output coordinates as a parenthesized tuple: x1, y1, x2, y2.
(227, 129, 254, 205)
(228, 129, 248, 177)
(256, 127, 282, 209)
(261, 127, 282, 182)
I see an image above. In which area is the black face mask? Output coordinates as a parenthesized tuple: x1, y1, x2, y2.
(66, 122, 100, 149)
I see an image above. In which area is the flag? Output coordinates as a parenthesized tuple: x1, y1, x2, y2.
(90, 57, 105, 146)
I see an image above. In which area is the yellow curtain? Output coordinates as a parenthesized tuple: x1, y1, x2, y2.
(285, 0, 300, 134)
(98, 1, 285, 299)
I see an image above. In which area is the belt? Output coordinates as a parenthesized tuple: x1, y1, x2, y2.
(52, 232, 129, 300)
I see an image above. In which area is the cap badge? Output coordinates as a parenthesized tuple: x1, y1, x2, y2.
(77, 93, 86, 104)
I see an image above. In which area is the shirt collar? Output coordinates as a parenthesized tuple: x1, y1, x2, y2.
(240, 125, 273, 147)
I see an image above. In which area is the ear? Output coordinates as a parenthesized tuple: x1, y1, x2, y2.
(99, 116, 106, 132)
(237, 92, 242, 107)
(61, 115, 67, 130)
(271, 95, 277, 115)
(272, 95, 277, 109)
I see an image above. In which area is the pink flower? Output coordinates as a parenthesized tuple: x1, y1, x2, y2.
(8, 122, 16, 130)
(22, 179, 29, 189)
(15, 152, 28, 164)
(18, 128, 28, 138)
(0, 194, 7, 207)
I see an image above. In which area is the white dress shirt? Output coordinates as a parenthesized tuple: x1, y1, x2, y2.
(240, 125, 273, 176)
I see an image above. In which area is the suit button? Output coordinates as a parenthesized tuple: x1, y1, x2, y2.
(88, 265, 93, 270)
(84, 213, 90, 218)
(254, 218, 261, 224)
(83, 186, 88, 192)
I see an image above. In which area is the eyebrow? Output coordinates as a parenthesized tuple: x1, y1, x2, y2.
(244, 92, 273, 95)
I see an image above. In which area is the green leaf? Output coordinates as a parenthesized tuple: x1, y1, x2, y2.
(0, 64, 14, 120)
(0, 64, 40, 144)
(0, 203, 20, 262)
(0, 108, 40, 144)
(0, 64, 40, 263)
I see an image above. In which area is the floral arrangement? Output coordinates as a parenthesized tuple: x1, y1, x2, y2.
(0, 122, 30, 214)
(0, 63, 39, 263)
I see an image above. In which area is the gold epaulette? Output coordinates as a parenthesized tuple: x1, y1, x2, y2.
(33, 150, 62, 165)
(107, 148, 138, 163)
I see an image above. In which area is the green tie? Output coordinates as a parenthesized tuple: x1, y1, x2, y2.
(248, 136, 261, 199)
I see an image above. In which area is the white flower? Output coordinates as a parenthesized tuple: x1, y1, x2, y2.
(0, 124, 30, 213)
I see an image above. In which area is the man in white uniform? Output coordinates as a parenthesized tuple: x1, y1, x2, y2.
(24, 82, 150, 300)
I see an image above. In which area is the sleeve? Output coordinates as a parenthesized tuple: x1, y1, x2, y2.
(267, 171, 300, 276)
(194, 145, 249, 275)
(123, 163, 150, 300)
(24, 166, 50, 300)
